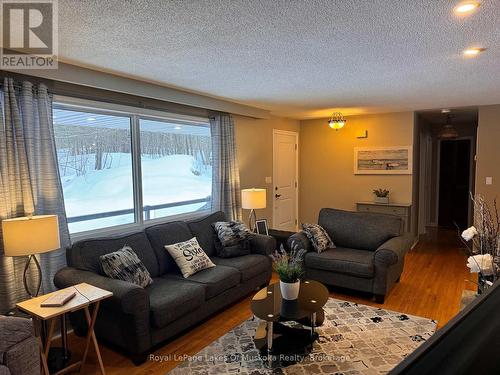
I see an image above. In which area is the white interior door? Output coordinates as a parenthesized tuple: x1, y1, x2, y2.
(273, 130, 298, 231)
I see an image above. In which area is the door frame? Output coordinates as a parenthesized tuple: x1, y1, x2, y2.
(272, 129, 299, 231)
(436, 136, 475, 227)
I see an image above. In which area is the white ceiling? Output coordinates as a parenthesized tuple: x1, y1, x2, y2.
(58, 0, 500, 119)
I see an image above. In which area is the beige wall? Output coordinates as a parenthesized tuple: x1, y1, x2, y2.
(299, 112, 414, 223)
(476, 105, 500, 206)
(234, 115, 300, 226)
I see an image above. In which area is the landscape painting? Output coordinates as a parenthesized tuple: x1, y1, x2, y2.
(354, 146, 412, 175)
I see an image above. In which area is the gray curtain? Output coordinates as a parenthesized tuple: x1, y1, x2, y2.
(210, 113, 242, 221)
(0, 77, 70, 313)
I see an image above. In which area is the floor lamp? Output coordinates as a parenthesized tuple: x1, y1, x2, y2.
(2, 214, 68, 372)
(242, 188, 266, 232)
(2, 215, 60, 298)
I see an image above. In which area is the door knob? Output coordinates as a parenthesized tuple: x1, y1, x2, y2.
(275, 194, 282, 198)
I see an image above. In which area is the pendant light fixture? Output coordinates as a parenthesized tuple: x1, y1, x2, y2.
(328, 112, 346, 130)
(438, 113, 459, 139)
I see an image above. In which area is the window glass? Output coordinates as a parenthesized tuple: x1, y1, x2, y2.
(53, 108, 134, 233)
(139, 118, 212, 220)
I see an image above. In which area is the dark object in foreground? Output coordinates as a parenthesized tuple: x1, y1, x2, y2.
(390, 279, 500, 375)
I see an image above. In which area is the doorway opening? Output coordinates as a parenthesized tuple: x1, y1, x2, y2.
(414, 108, 478, 235)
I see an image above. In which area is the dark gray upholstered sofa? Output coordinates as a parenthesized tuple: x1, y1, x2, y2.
(0, 316, 40, 375)
(288, 208, 413, 303)
(54, 211, 274, 364)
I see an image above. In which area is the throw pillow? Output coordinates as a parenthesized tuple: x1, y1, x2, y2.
(301, 223, 335, 253)
(212, 221, 251, 247)
(100, 245, 153, 288)
(164, 237, 215, 278)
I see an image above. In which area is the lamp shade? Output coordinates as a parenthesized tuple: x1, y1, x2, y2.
(2, 215, 60, 256)
(241, 188, 267, 209)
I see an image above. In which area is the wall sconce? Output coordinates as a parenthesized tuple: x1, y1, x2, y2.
(328, 112, 346, 130)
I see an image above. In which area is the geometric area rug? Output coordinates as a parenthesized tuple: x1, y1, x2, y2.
(169, 298, 437, 374)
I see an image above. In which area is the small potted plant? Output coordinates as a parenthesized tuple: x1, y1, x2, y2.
(271, 244, 306, 300)
(373, 188, 390, 204)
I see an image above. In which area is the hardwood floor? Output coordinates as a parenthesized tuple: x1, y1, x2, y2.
(61, 227, 475, 374)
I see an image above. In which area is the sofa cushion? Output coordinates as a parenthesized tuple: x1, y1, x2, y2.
(145, 221, 193, 274)
(146, 278, 205, 328)
(305, 247, 375, 278)
(68, 231, 160, 277)
(167, 265, 240, 299)
(318, 208, 402, 251)
(188, 211, 226, 256)
(212, 254, 271, 282)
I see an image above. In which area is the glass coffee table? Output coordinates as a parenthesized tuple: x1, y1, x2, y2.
(251, 280, 329, 367)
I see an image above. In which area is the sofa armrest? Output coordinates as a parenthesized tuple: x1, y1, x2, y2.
(287, 231, 312, 253)
(0, 317, 34, 353)
(54, 267, 149, 315)
(248, 233, 276, 256)
(374, 234, 413, 266)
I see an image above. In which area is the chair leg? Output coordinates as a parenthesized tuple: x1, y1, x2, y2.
(374, 294, 385, 304)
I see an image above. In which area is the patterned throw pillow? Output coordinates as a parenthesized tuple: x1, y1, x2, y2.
(212, 221, 251, 247)
(301, 223, 335, 253)
(100, 245, 153, 288)
(165, 237, 216, 278)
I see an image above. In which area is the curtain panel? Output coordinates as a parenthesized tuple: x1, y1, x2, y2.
(210, 113, 242, 221)
(0, 78, 70, 313)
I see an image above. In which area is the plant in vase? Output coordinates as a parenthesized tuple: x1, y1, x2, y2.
(373, 188, 390, 204)
(459, 194, 500, 294)
(271, 243, 306, 300)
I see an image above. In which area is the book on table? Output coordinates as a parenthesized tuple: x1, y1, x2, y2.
(41, 289, 77, 307)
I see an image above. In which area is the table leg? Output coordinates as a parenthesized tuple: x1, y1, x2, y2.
(311, 312, 316, 338)
(34, 318, 50, 375)
(81, 302, 105, 375)
(61, 313, 69, 362)
(267, 321, 273, 366)
(44, 318, 56, 359)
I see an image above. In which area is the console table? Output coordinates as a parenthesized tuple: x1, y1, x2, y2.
(356, 202, 412, 233)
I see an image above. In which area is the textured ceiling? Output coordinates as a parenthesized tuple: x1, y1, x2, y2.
(58, 0, 500, 119)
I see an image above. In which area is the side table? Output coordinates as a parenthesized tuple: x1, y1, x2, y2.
(268, 229, 297, 251)
(16, 283, 112, 375)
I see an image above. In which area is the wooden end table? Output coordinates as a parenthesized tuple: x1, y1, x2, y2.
(16, 283, 112, 375)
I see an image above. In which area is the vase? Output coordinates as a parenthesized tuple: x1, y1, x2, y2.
(374, 196, 389, 204)
(280, 280, 300, 300)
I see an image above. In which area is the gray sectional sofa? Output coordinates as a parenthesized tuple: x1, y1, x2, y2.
(288, 208, 413, 303)
(54, 211, 275, 364)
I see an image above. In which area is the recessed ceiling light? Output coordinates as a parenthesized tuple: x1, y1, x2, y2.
(463, 47, 485, 57)
(87, 117, 96, 121)
(174, 125, 182, 130)
(441, 109, 451, 113)
(454, 2, 480, 14)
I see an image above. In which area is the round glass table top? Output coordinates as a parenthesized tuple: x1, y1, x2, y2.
(251, 280, 329, 322)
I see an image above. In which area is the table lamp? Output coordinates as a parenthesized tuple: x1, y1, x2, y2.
(2, 215, 60, 297)
(241, 188, 266, 232)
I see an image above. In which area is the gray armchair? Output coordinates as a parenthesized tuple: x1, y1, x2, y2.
(288, 208, 413, 303)
(0, 316, 40, 375)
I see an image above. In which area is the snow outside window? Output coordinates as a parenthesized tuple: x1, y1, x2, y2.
(53, 106, 212, 234)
